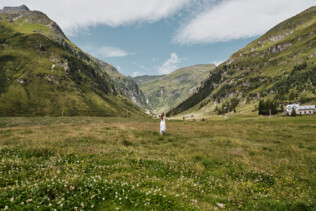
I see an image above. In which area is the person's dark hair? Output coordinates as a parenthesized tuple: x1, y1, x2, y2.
(161, 113, 164, 120)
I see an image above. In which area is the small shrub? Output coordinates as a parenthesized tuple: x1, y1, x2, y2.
(122, 139, 133, 146)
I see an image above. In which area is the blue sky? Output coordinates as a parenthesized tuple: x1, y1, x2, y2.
(70, 21, 257, 76)
(1, 0, 315, 76)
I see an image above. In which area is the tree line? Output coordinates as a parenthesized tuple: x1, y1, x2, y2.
(258, 99, 281, 115)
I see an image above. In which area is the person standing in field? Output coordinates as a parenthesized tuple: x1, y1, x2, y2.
(160, 113, 166, 135)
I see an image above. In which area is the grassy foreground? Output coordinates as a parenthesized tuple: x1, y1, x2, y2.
(0, 116, 315, 210)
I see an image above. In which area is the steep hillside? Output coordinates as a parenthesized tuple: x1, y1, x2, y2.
(132, 64, 215, 114)
(0, 5, 145, 116)
(91, 57, 150, 110)
(167, 6, 316, 117)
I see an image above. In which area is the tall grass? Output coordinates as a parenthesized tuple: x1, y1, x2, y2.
(0, 116, 315, 210)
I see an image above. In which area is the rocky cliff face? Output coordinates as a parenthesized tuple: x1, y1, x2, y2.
(0, 5, 30, 13)
(92, 57, 150, 109)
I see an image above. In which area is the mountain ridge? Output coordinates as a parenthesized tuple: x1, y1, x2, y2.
(0, 5, 30, 13)
(167, 6, 316, 117)
(1, 5, 149, 110)
(0, 5, 146, 116)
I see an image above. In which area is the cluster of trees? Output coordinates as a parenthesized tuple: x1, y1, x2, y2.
(291, 62, 307, 73)
(0, 55, 15, 94)
(0, 67, 6, 94)
(258, 99, 279, 115)
(215, 97, 240, 115)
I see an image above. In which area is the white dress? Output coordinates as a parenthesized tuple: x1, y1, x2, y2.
(160, 118, 166, 134)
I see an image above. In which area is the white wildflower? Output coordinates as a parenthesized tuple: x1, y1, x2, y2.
(217, 203, 225, 208)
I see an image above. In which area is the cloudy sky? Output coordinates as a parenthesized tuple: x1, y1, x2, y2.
(1, 0, 315, 76)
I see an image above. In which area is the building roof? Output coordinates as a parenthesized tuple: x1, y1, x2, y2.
(299, 105, 316, 110)
(286, 104, 300, 109)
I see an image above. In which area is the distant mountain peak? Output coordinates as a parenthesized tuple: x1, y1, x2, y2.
(0, 5, 30, 13)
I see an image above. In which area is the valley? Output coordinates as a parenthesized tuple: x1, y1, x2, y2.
(1, 5, 315, 118)
(0, 4, 315, 211)
(132, 64, 215, 114)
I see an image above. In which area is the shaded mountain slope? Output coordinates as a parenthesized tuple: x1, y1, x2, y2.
(91, 57, 150, 110)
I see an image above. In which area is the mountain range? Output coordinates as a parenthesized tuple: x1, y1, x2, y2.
(132, 64, 215, 114)
(0, 5, 315, 117)
(167, 6, 316, 117)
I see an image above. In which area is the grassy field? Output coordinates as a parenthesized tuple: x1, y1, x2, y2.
(0, 115, 315, 210)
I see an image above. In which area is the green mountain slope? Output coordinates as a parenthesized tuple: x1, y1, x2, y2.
(0, 5, 145, 116)
(132, 64, 216, 114)
(132, 75, 164, 86)
(167, 6, 316, 117)
(91, 57, 150, 110)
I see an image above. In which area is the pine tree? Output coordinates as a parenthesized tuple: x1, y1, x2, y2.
(271, 101, 277, 114)
(291, 108, 297, 117)
(259, 100, 264, 115)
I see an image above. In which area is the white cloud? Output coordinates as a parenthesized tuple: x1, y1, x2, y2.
(173, 0, 316, 44)
(210, 60, 225, 66)
(0, 0, 192, 35)
(82, 45, 130, 58)
(131, 71, 144, 77)
(97, 47, 129, 57)
(158, 53, 180, 75)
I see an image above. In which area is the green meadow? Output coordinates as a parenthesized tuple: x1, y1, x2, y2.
(0, 115, 315, 210)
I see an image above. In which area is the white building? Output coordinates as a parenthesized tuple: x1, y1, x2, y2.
(297, 105, 316, 115)
(286, 104, 316, 115)
(285, 104, 300, 114)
